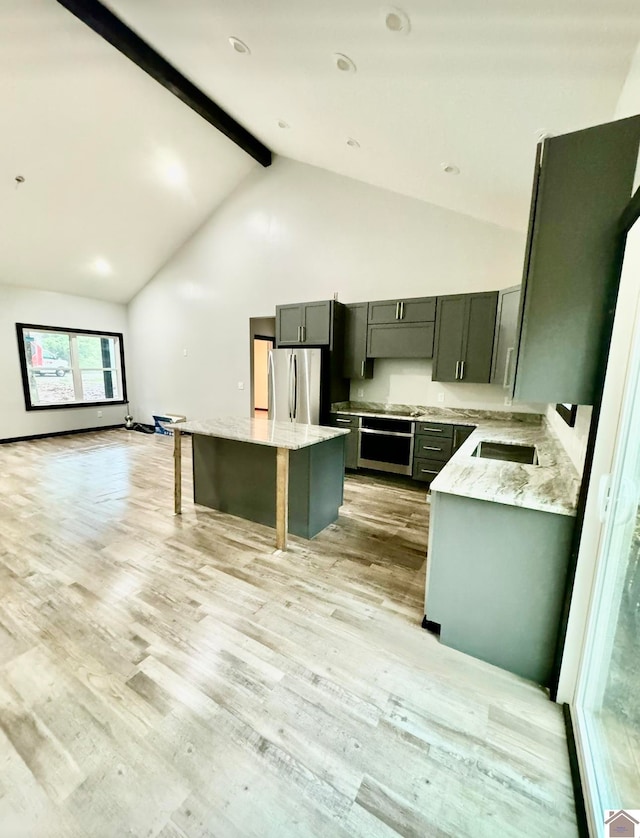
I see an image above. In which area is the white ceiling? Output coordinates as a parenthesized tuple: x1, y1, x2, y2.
(0, 0, 256, 304)
(107, 0, 640, 231)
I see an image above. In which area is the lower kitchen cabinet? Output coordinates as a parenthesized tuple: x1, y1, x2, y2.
(329, 413, 359, 469)
(425, 491, 574, 685)
(411, 421, 475, 484)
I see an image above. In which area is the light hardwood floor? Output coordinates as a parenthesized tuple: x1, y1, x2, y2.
(0, 430, 577, 837)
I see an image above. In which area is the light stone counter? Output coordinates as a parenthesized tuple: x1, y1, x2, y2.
(331, 401, 579, 517)
(172, 418, 349, 451)
(429, 419, 580, 517)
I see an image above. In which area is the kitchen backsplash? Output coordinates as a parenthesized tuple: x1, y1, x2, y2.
(350, 358, 545, 414)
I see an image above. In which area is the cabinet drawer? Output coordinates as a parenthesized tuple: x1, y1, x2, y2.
(414, 434, 452, 461)
(329, 414, 359, 429)
(415, 422, 454, 438)
(412, 458, 444, 483)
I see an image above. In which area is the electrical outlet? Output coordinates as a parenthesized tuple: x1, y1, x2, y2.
(237, 381, 244, 390)
(183, 348, 188, 357)
(504, 396, 512, 406)
(97, 409, 103, 418)
(437, 392, 445, 403)
(357, 388, 364, 398)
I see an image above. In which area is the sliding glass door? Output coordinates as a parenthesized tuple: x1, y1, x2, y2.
(574, 317, 640, 824)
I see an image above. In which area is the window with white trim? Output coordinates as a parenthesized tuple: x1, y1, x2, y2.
(17, 324, 127, 410)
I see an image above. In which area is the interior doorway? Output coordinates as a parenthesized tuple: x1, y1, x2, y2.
(253, 336, 273, 417)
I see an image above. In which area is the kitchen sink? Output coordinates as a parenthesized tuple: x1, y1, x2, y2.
(472, 441, 539, 465)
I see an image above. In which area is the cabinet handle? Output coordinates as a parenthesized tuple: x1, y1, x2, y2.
(361, 361, 365, 377)
(503, 347, 514, 388)
(422, 427, 443, 433)
(422, 445, 442, 452)
(297, 325, 301, 342)
(400, 301, 405, 319)
(336, 418, 352, 423)
(460, 360, 465, 380)
(302, 325, 306, 343)
(395, 302, 400, 320)
(421, 469, 439, 475)
(455, 361, 460, 380)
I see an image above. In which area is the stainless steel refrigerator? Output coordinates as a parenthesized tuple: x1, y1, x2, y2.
(268, 348, 322, 424)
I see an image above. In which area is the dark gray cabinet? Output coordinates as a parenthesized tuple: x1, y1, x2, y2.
(512, 116, 640, 405)
(367, 296, 436, 359)
(344, 303, 373, 379)
(433, 292, 498, 383)
(329, 413, 359, 469)
(491, 286, 521, 390)
(412, 421, 476, 483)
(276, 300, 333, 347)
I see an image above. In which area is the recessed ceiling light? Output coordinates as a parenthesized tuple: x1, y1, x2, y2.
(346, 138, 360, 148)
(441, 163, 460, 175)
(92, 257, 112, 277)
(277, 119, 290, 129)
(333, 53, 357, 73)
(384, 7, 411, 34)
(154, 148, 188, 189)
(228, 36, 250, 55)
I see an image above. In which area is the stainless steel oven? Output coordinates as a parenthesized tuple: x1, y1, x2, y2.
(358, 416, 415, 475)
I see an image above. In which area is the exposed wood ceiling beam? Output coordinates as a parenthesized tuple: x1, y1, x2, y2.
(56, 0, 272, 167)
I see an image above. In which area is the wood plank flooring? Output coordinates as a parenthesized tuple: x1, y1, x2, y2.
(0, 430, 578, 837)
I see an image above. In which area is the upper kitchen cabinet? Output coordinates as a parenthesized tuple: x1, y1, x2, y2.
(512, 115, 640, 405)
(276, 300, 337, 347)
(491, 286, 521, 390)
(366, 296, 436, 359)
(343, 303, 373, 379)
(433, 292, 498, 383)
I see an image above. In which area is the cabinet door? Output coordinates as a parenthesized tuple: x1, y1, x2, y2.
(513, 116, 640, 404)
(432, 296, 466, 382)
(367, 322, 435, 358)
(302, 301, 332, 345)
(491, 286, 521, 388)
(276, 305, 303, 345)
(343, 303, 373, 379)
(368, 300, 402, 324)
(460, 292, 498, 384)
(398, 298, 436, 323)
(452, 424, 475, 453)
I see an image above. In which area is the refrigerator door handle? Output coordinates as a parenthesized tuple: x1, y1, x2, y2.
(292, 353, 298, 420)
(268, 349, 275, 420)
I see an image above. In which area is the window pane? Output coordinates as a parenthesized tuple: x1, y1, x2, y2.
(77, 335, 116, 369)
(80, 369, 120, 402)
(24, 330, 75, 405)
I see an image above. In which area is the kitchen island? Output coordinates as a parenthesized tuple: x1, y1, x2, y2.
(172, 418, 349, 550)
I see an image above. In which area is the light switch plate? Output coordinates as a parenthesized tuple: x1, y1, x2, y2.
(237, 381, 244, 390)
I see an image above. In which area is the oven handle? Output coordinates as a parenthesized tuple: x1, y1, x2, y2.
(359, 428, 414, 439)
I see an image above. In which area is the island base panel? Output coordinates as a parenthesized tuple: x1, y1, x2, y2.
(192, 434, 344, 539)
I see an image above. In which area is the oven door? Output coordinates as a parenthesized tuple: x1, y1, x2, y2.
(358, 417, 414, 475)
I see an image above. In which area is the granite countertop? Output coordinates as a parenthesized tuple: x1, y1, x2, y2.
(172, 418, 349, 451)
(331, 401, 580, 517)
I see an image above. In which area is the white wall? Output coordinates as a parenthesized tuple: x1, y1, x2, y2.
(0, 284, 128, 440)
(127, 156, 529, 422)
(545, 404, 593, 474)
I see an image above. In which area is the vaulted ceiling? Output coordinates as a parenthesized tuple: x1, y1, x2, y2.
(107, 0, 640, 230)
(0, 0, 256, 303)
(2, 1, 640, 304)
